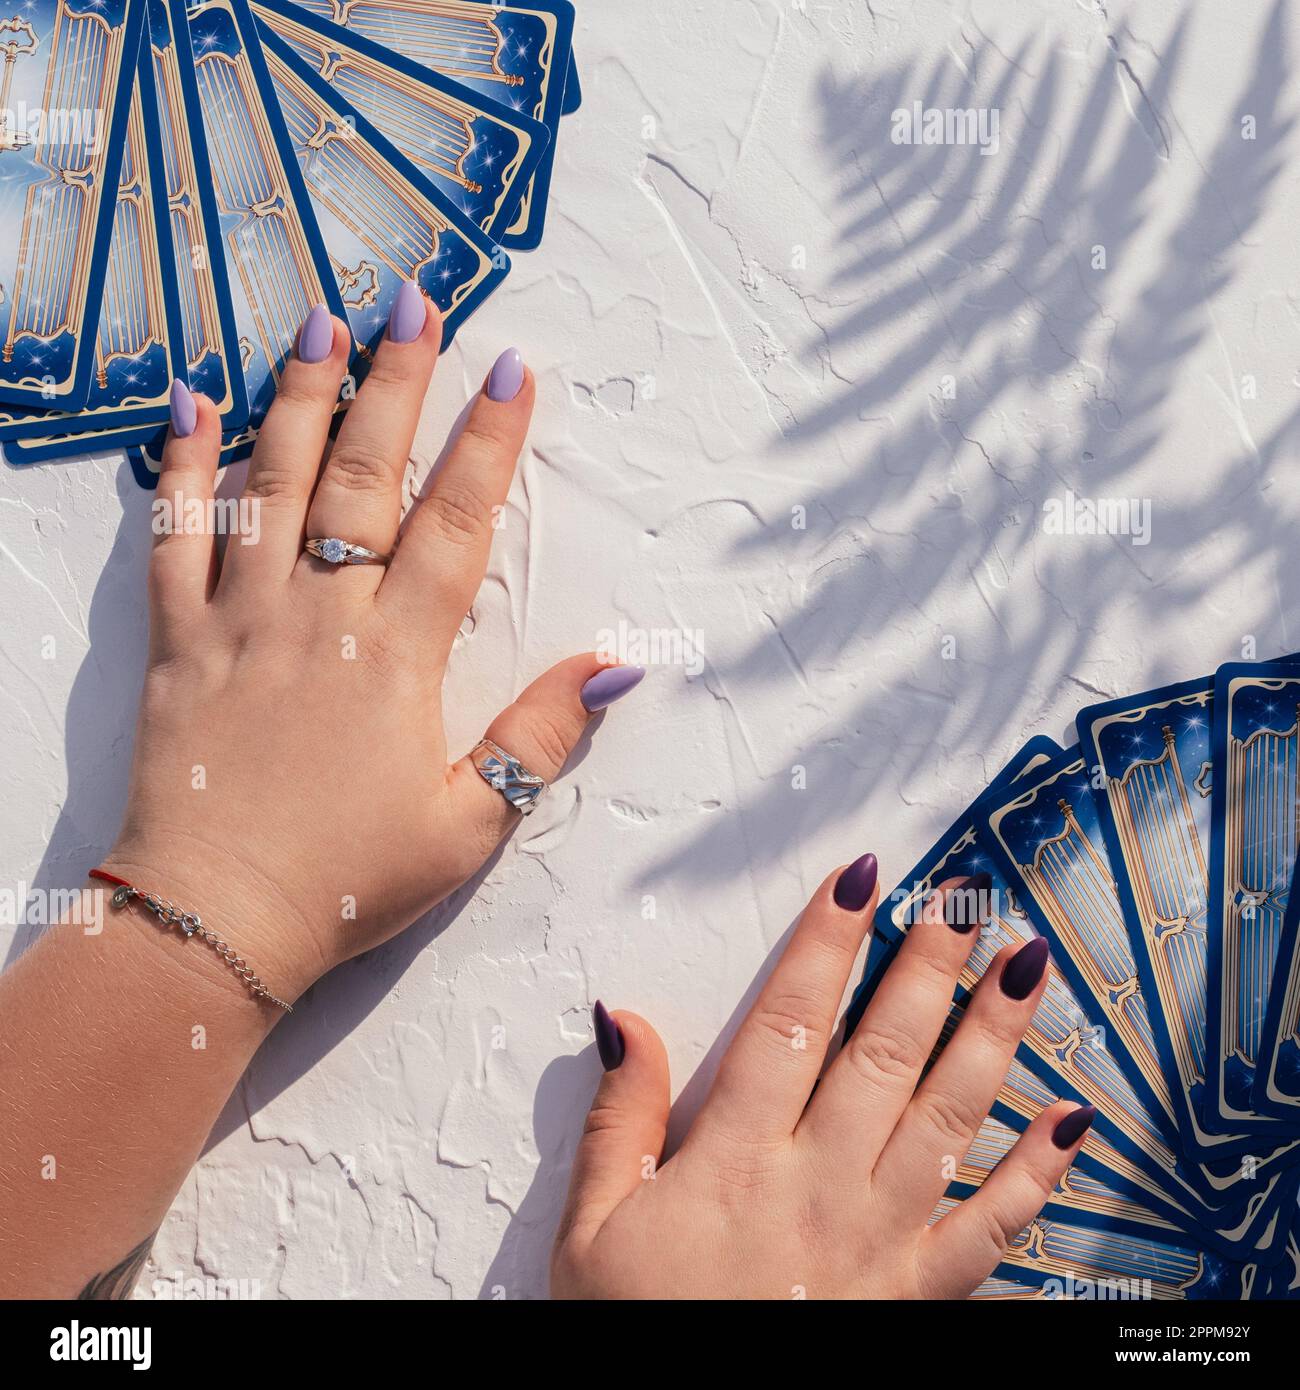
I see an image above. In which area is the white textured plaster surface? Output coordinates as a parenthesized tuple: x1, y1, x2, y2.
(2, 0, 1299, 1297)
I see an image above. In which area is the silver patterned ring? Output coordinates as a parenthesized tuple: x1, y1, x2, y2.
(306, 536, 393, 567)
(470, 738, 546, 816)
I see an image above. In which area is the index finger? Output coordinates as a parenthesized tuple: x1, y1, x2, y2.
(689, 855, 879, 1151)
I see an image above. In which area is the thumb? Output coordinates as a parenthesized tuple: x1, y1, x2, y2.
(556, 1005, 671, 1251)
(446, 653, 645, 857)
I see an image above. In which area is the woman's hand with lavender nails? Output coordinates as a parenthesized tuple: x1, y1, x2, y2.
(0, 290, 647, 1297)
(552, 861, 1092, 1299)
(115, 294, 647, 1003)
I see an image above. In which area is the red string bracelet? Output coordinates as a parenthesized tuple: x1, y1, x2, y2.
(89, 867, 293, 1013)
(88, 869, 131, 889)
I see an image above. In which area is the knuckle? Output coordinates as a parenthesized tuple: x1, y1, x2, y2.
(976, 1200, 1027, 1260)
(421, 484, 488, 547)
(800, 916, 861, 966)
(580, 1102, 631, 1142)
(516, 707, 573, 776)
(912, 1088, 979, 1148)
(455, 420, 508, 463)
(709, 1141, 784, 1204)
(273, 371, 333, 411)
(971, 1006, 1027, 1054)
(906, 938, 963, 990)
(149, 526, 192, 563)
(324, 444, 398, 495)
(243, 460, 308, 503)
(155, 460, 204, 490)
(845, 1021, 927, 1085)
(357, 606, 411, 676)
(1017, 1156, 1060, 1210)
(141, 645, 222, 702)
(748, 993, 829, 1055)
(714, 1163, 768, 1200)
(147, 538, 204, 602)
(365, 354, 419, 392)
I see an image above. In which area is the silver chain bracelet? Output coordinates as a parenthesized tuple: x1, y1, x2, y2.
(90, 869, 294, 1013)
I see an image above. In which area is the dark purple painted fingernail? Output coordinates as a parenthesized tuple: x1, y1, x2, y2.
(833, 853, 879, 912)
(297, 303, 333, 363)
(593, 1000, 625, 1071)
(169, 379, 196, 438)
(1000, 936, 1049, 1000)
(944, 871, 992, 932)
(1052, 1105, 1096, 1150)
(388, 279, 426, 343)
(486, 347, 524, 402)
(580, 664, 645, 711)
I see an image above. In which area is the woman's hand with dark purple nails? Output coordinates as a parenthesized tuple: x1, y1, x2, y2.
(944, 871, 991, 932)
(109, 305, 645, 1005)
(999, 936, 1050, 1000)
(833, 852, 878, 911)
(1052, 1105, 1096, 1150)
(592, 1001, 625, 1071)
(553, 873, 1086, 1299)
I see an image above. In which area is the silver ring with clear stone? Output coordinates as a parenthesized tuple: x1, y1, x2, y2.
(470, 738, 546, 816)
(306, 537, 393, 566)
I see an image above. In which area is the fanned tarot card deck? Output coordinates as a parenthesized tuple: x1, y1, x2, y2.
(846, 655, 1300, 1300)
(0, 0, 578, 482)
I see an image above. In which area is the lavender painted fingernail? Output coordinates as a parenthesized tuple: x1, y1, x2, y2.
(945, 871, 992, 932)
(485, 347, 524, 402)
(580, 664, 645, 711)
(1000, 936, 1050, 1001)
(1052, 1105, 1096, 1150)
(388, 279, 426, 344)
(297, 303, 333, 363)
(594, 1000, 625, 1071)
(833, 853, 879, 912)
(169, 379, 196, 438)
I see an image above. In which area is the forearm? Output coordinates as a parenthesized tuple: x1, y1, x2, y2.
(0, 876, 287, 1298)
